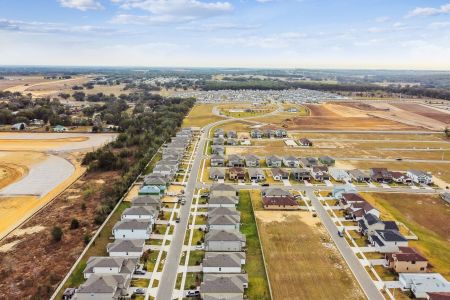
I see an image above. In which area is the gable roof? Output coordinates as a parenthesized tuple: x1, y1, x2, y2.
(77, 275, 129, 294)
(203, 252, 243, 268)
(113, 219, 151, 231)
(205, 230, 245, 242)
(107, 239, 145, 253)
(211, 183, 236, 192)
(375, 230, 407, 242)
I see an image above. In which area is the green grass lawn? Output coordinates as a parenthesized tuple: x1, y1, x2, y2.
(54, 201, 131, 299)
(184, 229, 204, 246)
(238, 191, 271, 300)
(188, 250, 204, 266)
(131, 278, 150, 287)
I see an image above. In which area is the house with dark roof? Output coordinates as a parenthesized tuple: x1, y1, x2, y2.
(262, 196, 299, 210)
(208, 214, 240, 231)
(208, 207, 240, 219)
(339, 193, 366, 208)
(347, 201, 380, 220)
(212, 137, 225, 145)
(311, 166, 330, 181)
(370, 168, 393, 183)
(369, 229, 408, 251)
(358, 213, 399, 236)
(292, 168, 311, 181)
(300, 157, 318, 168)
(319, 156, 335, 166)
(211, 154, 225, 167)
(391, 171, 413, 185)
(211, 145, 225, 155)
(74, 274, 131, 300)
(227, 154, 245, 167)
(107, 239, 145, 258)
(205, 230, 246, 252)
(202, 252, 245, 274)
(385, 247, 428, 273)
(227, 130, 238, 139)
(131, 196, 161, 211)
(266, 155, 282, 168)
(298, 138, 312, 147)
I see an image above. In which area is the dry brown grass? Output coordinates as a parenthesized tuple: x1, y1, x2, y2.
(182, 104, 224, 128)
(255, 210, 366, 300)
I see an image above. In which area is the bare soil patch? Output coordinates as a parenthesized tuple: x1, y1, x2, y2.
(392, 103, 450, 124)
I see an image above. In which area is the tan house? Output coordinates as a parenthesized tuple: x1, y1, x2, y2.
(385, 247, 428, 273)
(228, 167, 246, 181)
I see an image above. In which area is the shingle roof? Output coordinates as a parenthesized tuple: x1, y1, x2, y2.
(375, 230, 407, 242)
(205, 230, 245, 242)
(211, 183, 236, 192)
(208, 214, 240, 226)
(201, 274, 247, 294)
(77, 275, 129, 294)
(203, 252, 243, 268)
(107, 239, 145, 253)
(123, 206, 157, 217)
(209, 196, 238, 205)
(113, 219, 151, 231)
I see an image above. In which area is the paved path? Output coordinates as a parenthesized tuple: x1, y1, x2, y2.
(307, 190, 384, 300)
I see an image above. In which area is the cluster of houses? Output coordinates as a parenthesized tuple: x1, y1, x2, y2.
(249, 128, 288, 139)
(67, 128, 195, 300)
(199, 184, 249, 299)
(333, 189, 450, 298)
(10, 122, 69, 132)
(261, 187, 300, 210)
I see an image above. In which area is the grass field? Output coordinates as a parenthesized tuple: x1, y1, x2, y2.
(361, 192, 450, 279)
(182, 104, 224, 128)
(237, 191, 271, 299)
(252, 206, 366, 300)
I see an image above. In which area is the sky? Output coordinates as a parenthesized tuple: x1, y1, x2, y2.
(1, 0, 450, 69)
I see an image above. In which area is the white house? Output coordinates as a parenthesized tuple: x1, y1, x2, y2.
(399, 273, 450, 299)
(407, 170, 433, 185)
(121, 206, 157, 223)
(202, 252, 246, 274)
(208, 195, 238, 208)
(107, 239, 145, 258)
(74, 274, 131, 300)
(204, 230, 246, 252)
(112, 219, 152, 239)
(83, 257, 137, 279)
(207, 214, 240, 231)
(369, 230, 408, 252)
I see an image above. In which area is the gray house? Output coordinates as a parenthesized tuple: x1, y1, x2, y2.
(248, 168, 265, 182)
(202, 252, 245, 274)
(83, 257, 137, 279)
(213, 128, 225, 138)
(205, 230, 246, 252)
(210, 183, 237, 197)
(208, 195, 238, 208)
(211, 154, 225, 167)
(74, 274, 131, 300)
(348, 169, 370, 182)
(211, 145, 225, 155)
(319, 156, 335, 166)
(250, 129, 263, 138)
(292, 168, 311, 181)
(245, 154, 260, 167)
(227, 154, 245, 167)
(131, 196, 161, 211)
(283, 155, 300, 168)
(227, 138, 238, 146)
(212, 137, 225, 145)
(266, 155, 282, 167)
(227, 131, 238, 138)
(200, 274, 248, 299)
(107, 239, 145, 258)
(208, 206, 240, 218)
(300, 157, 318, 168)
(208, 214, 240, 231)
(210, 168, 226, 181)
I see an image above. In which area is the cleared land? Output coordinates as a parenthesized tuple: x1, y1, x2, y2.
(360, 193, 450, 279)
(182, 104, 225, 128)
(253, 207, 365, 299)
(392, 103, 450, 124)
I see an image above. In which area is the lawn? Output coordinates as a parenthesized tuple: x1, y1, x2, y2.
(254, 209, 366, 300)
(131, 278, 150, 287)
(361, 192, 450, 279)
(238, 191, 271, 300)
(182, 104, 224, 128)
(54, 201, 131, 299)
(184, 228, 204, 246)
(188, 250, 204, 266)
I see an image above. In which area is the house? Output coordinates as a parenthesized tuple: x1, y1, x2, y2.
(369, 229, 408, 251)
(340, 192, 366, 207)
(122, 206, 157, 223)
(210, 183, 237, 197)
(250, 129, 263, 138)
(441, 192, 450, 204)
(385, 247, 428, 273)
(107, 239, 145, 257)
(348, 169, 371, 182)
(227, 130, 238, 138)
(143, 175, 170, 188)
(74, 274, 131, 300)
(298, 138, 313, 147)
(209, 168, 225, 181)
(272, 128, 287, 138)
(391, 171, 413, 185)
(283, 155, 300, 168)
(407, 170, 433, 185)
(399, 273, 450, 299)
(208, 214, 240, 231)
(228, 167, 246, 181)
(370, 168, 393, 183)
(262, 187, 292, 198)
(262, 196, 299, 210)
(200, 274, 248, 299)
(113, 219, 152, 239)
(202, 252, 245, 273)
(311, 166, 330, 181)
(332, 184, 357, 199)
(11, 122, 26, 130)
(208, 207, 240, 219)
(152, 164, 175, 178)
(347, 201, 380, 220)
(248, 168, 265, 182)
(138, 185, 162, 197)
(212, 137, 225, 145)
(292, 168, 311, 181)
(240, 140, 251, 146)
(227, 138, 238, 146)
(319, 156, 335, 166)
(329, 168, 351, 182)
(131, 195, 161, 211)
(83, 257, 137, 279)
(358, 213, 399, 236)
(245, 154, 260, 167)
(271, 168, 290, 181)
(53, 125, 68, 132)
(300, 157, 318, 168)
(211, 154, 225, 167)
(214, 128, 225, 138)
(227, 154, 245, 167)
(211, 145, 225, 155)
(208, 195, 238, 208)
(427, 292, 450, 300)
(204, 230, 246, 252)
(266, 155, 282, 167)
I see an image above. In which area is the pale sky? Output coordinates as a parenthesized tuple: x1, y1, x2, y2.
(1, 0, 450, 69)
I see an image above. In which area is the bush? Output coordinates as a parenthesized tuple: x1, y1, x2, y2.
(83, 234, 91, 245)
(70, 219, 80, 230)
(51, 226, 63, 242)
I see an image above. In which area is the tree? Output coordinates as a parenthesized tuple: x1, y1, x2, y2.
(58, 93, 70, 100)
(51, 226, 63, 242)
(72, 91, 86, 102)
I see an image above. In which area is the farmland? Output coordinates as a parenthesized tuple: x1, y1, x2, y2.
(360, 193, 450, 279)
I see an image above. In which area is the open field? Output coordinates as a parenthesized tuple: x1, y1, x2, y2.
(291, 132, 447, 141)
(182, 104, 225, 128)
(4, 76, 89, 95)
(391, 103, 450, 124)
(360, 193, 450, 279)
(253, 206, 365, 299)
(0, 76, 62, 91)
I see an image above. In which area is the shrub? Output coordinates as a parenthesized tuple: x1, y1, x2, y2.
(51, 226, 63, 242)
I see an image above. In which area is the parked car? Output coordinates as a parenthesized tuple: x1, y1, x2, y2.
(344, 214, 353, 220)
(135, 288, 145, 295)
(338, 230, 344, 237)
(261, 183, 270, 187)
(134, 270, 146, 275)
(175, 218, 180, 223)
(186, 290, 200, 297)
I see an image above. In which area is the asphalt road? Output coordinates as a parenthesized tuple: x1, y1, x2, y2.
(307, 190, 385, 300)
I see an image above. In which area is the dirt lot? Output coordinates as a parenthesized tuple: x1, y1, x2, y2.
(392, 103, 450, 124)
(361, 193, 450, 279)
(291, 132, 446, 141)
(254, 209, 365, 300)
(0, 76, 53, 91)
(304, 104, 339, 116)
(337, 102, 389, 112)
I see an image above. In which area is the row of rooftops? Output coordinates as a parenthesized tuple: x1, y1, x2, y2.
(72, 128, 195, 300)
